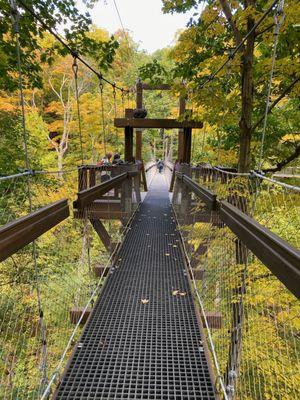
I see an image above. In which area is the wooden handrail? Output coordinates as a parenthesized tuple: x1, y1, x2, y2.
(220, 201, 300, 298)
(74, 172, 128, 209)
(0, 199, 69, 262)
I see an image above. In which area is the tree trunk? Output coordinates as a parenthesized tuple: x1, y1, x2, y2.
(238, 17, 255, 172)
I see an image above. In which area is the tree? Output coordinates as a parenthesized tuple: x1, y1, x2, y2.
(162, 0, 300, 171)
(0, 0, 118, 90)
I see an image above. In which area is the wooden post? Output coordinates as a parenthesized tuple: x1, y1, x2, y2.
(89, 168, 96, 188)
(120, 165, 133, 224)
(78, 167, 87, 192)
(182, 127, 192, 164)
(135, 79, 143, 161)
(179, 164, 192, 222)
(124, 126, 134, 162)
(178, 96, 186, 162)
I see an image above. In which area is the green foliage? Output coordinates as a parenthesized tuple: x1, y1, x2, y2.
(0, 0, 119, 90)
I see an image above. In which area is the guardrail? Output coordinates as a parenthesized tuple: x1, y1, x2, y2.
(0, 199, 69, 262)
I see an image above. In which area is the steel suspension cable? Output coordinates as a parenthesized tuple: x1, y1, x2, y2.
(99, 78, 107, 157)
(257, 0, 285, 170)
(112, 83, 119, 144)
(10, 0, 48, 391)
(72, 56, 85, 164)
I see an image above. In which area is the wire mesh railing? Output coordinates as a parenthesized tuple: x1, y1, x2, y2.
(172, 165, 300, 399)
(0, 164, 143, 398)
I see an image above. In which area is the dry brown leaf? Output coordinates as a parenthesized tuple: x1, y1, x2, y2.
(141, 299, 149, 304)
(172, 290, 179, 296)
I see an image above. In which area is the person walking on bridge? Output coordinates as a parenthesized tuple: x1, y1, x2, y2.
(157, 159, 164, 173)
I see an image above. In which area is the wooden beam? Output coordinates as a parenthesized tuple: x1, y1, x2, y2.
(114, 118, 203, 129)
(74, 173, 127, 209)
(220, 201, 300, 298)
(0, 199, 69, 262)
(90, 219, 112, 252)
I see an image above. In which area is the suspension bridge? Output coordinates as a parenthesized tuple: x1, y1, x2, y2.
(1, 0, 300, 399)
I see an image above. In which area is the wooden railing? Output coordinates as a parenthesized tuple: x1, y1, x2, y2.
(0, 199, 69, 262)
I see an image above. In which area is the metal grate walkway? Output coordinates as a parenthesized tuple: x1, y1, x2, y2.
(55, 172, 216, 399)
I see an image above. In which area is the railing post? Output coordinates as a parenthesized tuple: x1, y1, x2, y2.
(120, 165, 133, 224)
(89, 167, 96, 188)
(78, 166, 87, 192)
(179, 164, 192, 218)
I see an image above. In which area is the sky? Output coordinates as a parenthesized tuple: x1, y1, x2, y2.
(82, 0, 194, 54)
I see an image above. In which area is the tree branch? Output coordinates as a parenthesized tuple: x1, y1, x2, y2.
(255, 23, 275, 37)
(219, 0, 243, 48)
(252, 77, 300, 131)
(263, 143, 300, 173)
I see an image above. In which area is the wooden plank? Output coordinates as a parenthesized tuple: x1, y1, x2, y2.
(0, 199, 69, 262)
(220, 200, 300, 298)
(114, 118, 203, 129)
(74, 173, 128, 209)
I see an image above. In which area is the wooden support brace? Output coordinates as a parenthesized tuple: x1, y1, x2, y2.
(90, 219, 113, 253)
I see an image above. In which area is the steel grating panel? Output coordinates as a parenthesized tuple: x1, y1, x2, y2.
(55, 173, 216, 399)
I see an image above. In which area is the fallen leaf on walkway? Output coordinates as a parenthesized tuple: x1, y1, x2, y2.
(141, 299, 149, 304)
(173, 245, 177, 248)
(165, 253, 170, 256)
(172, 290, 179, 296)
(179, 292, 187, 296)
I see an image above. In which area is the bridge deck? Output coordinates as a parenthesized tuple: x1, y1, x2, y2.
(55, 173, 215, 399)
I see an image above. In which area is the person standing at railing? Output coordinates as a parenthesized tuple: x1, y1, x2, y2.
(112, 153, 124, 165)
